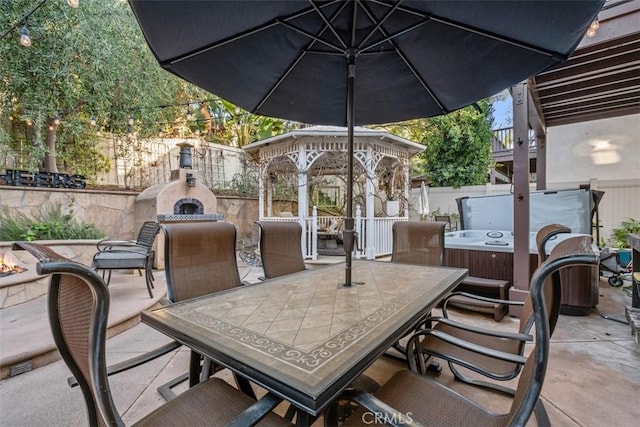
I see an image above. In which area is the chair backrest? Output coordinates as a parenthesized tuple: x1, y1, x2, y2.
(507, 235, 598, 425)
(391, 221, 446, 266)
(536, 223, 571, 265)
(518, 224, 572, 335)
(12, 241, 122, 426)
(162, 222, 241, 303)
(135, 221, 161, 250)
(256, 221, 306, 279)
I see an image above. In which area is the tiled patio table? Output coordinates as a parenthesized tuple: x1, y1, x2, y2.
(142, 260, 467, 425)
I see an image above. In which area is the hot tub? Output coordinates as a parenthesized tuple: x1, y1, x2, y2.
(444, 228, 598, 315)
(444, 230, 585, 254)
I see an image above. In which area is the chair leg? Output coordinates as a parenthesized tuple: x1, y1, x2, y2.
(143, 266, 154, 298)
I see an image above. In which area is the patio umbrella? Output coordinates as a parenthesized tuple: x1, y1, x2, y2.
(418, 181, 429, 220)
(129, 0, 603, 286)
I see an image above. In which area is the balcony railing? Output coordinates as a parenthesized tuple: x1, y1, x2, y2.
(491, 127, 536, 154)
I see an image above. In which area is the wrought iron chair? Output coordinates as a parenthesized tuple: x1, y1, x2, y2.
(157, 221, 256, 401)
(256, 221, 306, 279)
(339, 235, 598, 427)
(91, 220, 160, 298)
(69, 222, 254, 400)
(410, 224, 572, 395)
(11, 241, 289, 427)
(387, 221, 447, 359)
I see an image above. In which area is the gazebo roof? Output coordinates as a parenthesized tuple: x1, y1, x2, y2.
(243, 125, 425, 156)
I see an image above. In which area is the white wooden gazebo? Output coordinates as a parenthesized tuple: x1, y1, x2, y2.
(243, 126, 424, 260)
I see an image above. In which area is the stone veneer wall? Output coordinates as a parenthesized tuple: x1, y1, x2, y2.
(0, 186, 259, 244)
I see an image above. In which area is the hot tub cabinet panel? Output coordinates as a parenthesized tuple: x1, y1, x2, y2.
(559, 266, 599, 315)
(444, 248, 537, 284)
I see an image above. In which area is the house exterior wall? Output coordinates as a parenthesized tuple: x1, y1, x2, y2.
(546, 114, 640, 183)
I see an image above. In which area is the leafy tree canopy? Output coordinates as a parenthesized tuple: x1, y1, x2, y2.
(420, 100, 494, 187)
(380, 100, 494, 188)
(1, 0, 290, 179)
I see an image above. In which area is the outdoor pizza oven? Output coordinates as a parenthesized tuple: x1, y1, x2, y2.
(134, 142, 223, 267)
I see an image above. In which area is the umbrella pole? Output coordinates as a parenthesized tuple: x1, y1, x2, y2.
(342, 54, 356, 287)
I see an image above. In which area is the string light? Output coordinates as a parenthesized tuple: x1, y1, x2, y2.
(19, 25, 31, 47)
(53, 114, 61, 125)
(1, 0, 79, 48)
(186, 105, 193, 121)
(128, 112, 134, 125)
(586, 18, 600, 38)
(90, 115, 96, 126)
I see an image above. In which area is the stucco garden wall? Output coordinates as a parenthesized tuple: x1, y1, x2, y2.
(0, 187, 259, 244)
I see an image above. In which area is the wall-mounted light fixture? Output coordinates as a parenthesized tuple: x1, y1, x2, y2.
(186, 173, 196, 187)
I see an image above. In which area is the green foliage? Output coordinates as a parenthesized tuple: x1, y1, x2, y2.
(420, 101, 494, 187)
(0, 203, 106, 241)
(0, 0, 209, 177)
(608, 218, 640, 249)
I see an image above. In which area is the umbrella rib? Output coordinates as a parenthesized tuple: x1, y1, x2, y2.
(309, 0, 347, 50)
(358, 2, 447, 114)
(161, 2, 334, 66)
(428, 15, 569, 62)
(255, 1, 349, 112)
(356, 0, 402, 50)
(391, 2, 570, 62)
(277, 20, 345, 54)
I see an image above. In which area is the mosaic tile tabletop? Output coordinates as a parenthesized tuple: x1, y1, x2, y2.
(143, 260, 467, 412)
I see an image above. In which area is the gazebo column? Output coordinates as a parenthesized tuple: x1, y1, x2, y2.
(297, 144, 308, 253)
(403, 160, 410, 217)
(266, 174, 273, 217)
(258, 168, 265, 219)
(365, 148, 376, 260)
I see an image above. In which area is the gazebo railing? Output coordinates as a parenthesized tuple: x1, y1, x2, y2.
(259, 209, 407, 260)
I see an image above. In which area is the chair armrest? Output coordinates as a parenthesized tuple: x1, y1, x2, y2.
(93, 246, 151, 257)
(406, 329, 528, 376)
(426, 317, 533, 341)
(338, 389, 425, 427)
(97, 239, 138, 250)
(67, 340, 181, 387)
(442, 291, 524, 318)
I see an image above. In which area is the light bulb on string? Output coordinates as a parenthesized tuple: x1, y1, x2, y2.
(586, 18, 599, 38)
(19, 25, 31, 47)
(53, 115, 61, 126)
(67, 0, 80, 8)
(128, 112, 134, 125)
(90, 116, 96, 126)
(186, 105, 193, 121)
(25, 118, 33, 126)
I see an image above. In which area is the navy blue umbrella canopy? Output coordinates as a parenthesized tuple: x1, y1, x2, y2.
(129, 0, 603, 285)
(129, 0, 602, 126)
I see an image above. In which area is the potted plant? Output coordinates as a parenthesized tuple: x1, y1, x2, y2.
(608, 218, 639, 267)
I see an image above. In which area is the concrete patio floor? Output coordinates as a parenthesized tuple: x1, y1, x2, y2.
(0, 257, 638, 426)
